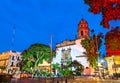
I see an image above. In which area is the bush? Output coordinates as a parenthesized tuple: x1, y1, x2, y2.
(46, 72, 50, 77)
(59, 69, 73, 76)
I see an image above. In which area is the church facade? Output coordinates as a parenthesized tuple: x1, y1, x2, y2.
(52, 18, 90, 75)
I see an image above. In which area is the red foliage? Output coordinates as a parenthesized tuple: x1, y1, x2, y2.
(84, 0, 120, 28)
(105, 27, 120, 56)
(106, 50, 120, 56)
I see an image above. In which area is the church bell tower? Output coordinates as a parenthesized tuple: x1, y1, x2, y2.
(78, 18, 89, 39)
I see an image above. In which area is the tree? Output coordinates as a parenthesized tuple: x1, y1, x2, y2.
(68, 60, 84, 75)
(52, 63, 60, 74)
(81, 32, 103, 68)
(106, 27, 120, 50)
(84, 0, 120, 28)
(81, 37, 98, 68)
(59, 69, 73, 76)
(105, 27, 120, 55)
(21, 43, 55, 72)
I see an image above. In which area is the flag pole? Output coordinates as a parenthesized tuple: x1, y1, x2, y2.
(11, 25, 16, 50)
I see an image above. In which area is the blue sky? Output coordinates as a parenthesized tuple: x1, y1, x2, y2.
(0, 0, 120, 56)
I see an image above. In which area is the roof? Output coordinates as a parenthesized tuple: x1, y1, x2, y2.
(78, 18, 88, 25)
(56, 40, 75, 48)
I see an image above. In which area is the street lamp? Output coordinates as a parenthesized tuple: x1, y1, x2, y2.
(100, 59, 105, 79)
(50, 35, 52, 77)
(95, 35, 101, 78)
(112, 55, 118, 79)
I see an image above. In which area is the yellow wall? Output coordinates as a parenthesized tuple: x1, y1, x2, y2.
(105, 56, 120, 75)
(0, 51, 10, 67)
(38, 60, 50, 72)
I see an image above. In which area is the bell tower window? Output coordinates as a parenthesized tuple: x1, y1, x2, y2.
(81, 31, 84, 36)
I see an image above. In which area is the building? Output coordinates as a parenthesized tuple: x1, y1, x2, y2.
(105, 27, 120, 76)
(52, 18, 90, 75)
(0, 50, 22, 74)
(38, 59, 50, 72)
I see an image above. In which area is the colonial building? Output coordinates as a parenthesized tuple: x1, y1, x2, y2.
(52, 18, 90, 75)
(0, 50, 22, 74)
(38, 59, 50, 72)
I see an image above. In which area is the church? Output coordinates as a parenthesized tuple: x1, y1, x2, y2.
(52, 18, 90, 75)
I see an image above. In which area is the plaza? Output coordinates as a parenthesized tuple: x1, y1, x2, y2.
(10, 76, 120, 83)
(0, 0, 120, 83)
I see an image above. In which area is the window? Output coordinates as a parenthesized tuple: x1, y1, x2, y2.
(11, 62, 14, 66)
(80, 24, 82, 27)
(17, 57, 20, 60)
(81, 31, 84, 36)
(65, 54, 68, 59)
(12, 56, 14, 60)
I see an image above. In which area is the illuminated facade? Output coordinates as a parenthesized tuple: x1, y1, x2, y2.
(105, 56, 120, 75)
(0, 50, 22, 73)
(38, 60, 50, 72)
(0, 52, 10, 73)
(52, 18, 90, 75)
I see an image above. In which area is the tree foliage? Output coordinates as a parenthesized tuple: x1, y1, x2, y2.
(84, 0, 120, 28)
(105, 27, 120, 50)
(105, 27, 120, 55)
(68, 60, 84, 74)
(81, 37, 98, 68)
(81, 31, 103, 68)
(21, 43, 55, 72)
(59, 69, 73, 76)
(52, 63, 60, 73)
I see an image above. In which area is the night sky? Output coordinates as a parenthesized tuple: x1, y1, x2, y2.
(0, 0, 120, 56)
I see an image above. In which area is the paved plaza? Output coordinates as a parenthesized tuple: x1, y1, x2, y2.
(10, 76, 120, 83)
(67, 76, 120, 83)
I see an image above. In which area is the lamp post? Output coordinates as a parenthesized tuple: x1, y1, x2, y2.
(101, 59, 105, 79)
(112, 56, 118, 79)
(50, 35, 52, 77)
(95, 35, 100, 63)
(95, 35, 100, 78)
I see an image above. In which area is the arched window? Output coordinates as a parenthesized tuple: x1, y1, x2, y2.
(81, 31, 84, 36)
